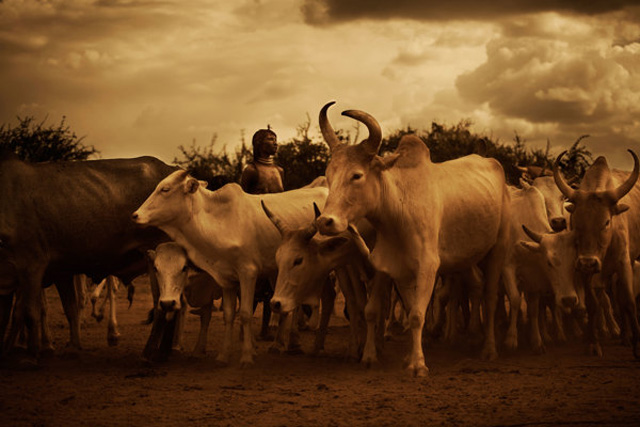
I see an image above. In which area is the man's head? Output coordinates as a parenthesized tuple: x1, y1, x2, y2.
(252, 128, 277, 160)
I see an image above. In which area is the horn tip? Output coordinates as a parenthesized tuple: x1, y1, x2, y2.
(321, 101, 336, 111)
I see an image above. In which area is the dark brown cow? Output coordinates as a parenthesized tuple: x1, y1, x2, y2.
(554, 150, 640, 357)
(0, 153, 177, 358)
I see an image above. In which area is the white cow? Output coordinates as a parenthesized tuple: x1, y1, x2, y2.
(532, 176, 569, 232)
(143, 242, 223, 360)
(315, 102, 511, 376)
(132, 170, 328, 365)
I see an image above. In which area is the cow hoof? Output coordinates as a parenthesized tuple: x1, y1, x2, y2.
(215, 354, 230, 366)
(361, 356, 380, 370)
(588, 343, 603, 357)
(267, 344, 282, 354)
(239, 355, 254, 366)
(107, 335, 120, 347)
(257, 333, 275, 342)
(480, 347, 498, 361)
(532, 344, 546, 355)
(17, 357, 40, 371)
(408, 365, 429, 378)
(285, 346, 304, 356)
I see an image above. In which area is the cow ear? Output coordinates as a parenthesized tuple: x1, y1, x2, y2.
(318, 236, 350, 255)
(198, 180, 208, 188)
(185, 178, 199, 194)
(519, 241, 540, 252)
(146, 250, 156, 261)
(613, 203, 629, 215)
(380, 153, 400, 170)
(564, 203, 575, 213)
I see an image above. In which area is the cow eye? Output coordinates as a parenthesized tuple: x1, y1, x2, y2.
(293, 257, 303, 267)
(351, 172, 363, 181)
(161, 187, 170, 193)
(604, 219, 610, 228)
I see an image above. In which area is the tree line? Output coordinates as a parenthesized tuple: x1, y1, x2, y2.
(0, 115, 592, 189)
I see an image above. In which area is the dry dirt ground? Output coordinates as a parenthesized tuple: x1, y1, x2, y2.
(2, 280, 640, 427)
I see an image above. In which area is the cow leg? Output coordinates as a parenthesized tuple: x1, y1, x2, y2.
(553, 304, 567, 343)
(238, 271, 259, 365)
(443, 275, 461, 345)
(312, 278, 336, 355)
(12, 264, 46, 359)
(405, 264, 439, 378)
(0, 293, 13, 355)
(599, 290, 621, 339)
(91, 278, 107, 322)
(268, 310, 290, 354)
(172, 294, 187, 353)
(73, 274, 89, 322)
(40, 290, 55, 357)
(502, 265, 520, 351)
(55, 276, 81, 351)
(335, 268, 364, 360)
(583, 275, 603, 357)
(361, 271, 391, 368)
(106, 277, 121, 347)
(143, 309, 165, 361)
(193, 301, 212, 356)
(217, 286, 238, 365)
(615, 260, 639, 357)
(526, 292, 544, 354)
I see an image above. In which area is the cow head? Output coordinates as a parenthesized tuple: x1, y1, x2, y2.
(132, 170, 204, 228)
(519, 226, 580, 312)
(263, 200, 353, 313)
(554, 150, 639, 274)
(147, 242, 189, 320)
(532, 176, 568, 232)
(316, 102, 395, 235)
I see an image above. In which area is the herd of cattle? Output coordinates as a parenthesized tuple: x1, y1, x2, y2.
(1, 101, 639, 377)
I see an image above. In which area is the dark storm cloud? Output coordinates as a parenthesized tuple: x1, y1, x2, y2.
(302, 0, 636, 24)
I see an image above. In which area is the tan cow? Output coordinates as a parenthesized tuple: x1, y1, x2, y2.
(553, 150, 640, 357)
(315, 102, 511, 376)
(263, 202, 373, 360)
(132, 171, 328, 365)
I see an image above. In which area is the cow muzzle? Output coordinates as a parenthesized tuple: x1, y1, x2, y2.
(550, 217, 567, 232)
(316, 214, 346, 236)
(159, 299, 178, 312)
(576, 256, 601, 274)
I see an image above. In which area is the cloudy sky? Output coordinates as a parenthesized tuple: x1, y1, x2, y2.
(1, 0, 639, 169)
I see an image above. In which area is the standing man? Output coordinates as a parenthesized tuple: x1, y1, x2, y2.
(240, 128, 284, 341)
(240, 128, 284, 194)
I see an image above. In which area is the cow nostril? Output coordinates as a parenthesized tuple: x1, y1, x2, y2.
(159, 300, 176, 312)
(561, 296, 578, 308)
(550, 218, 567, 232)
(324, 218, 334, 227)
(271, 300, 282, 313)
(132, 212, 139, 220)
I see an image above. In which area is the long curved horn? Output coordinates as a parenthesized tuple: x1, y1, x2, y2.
(261, 200, 287, 235)
(611, 149, 640, 202)
(342, 109, 382, 156)
(522, 225, 543, 243)
(319, 101, 341, 152)
(553, 151, 576, 201)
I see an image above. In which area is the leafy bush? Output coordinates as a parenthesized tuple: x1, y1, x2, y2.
(0, 116, 98, 162)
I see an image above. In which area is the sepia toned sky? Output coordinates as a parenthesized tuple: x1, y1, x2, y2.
(1, 0, 639, 169)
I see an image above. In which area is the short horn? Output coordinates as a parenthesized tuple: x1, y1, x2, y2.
(522, 224, 543, 243)
(342, 109, 382, 156)
(553, 151, 576, 201)
(302, 221, 318, 241)
(319, 101, 341, 152)
(261, 200, 287, 235)
(313, 202, 322, 219)
(611, 149, 639, 202)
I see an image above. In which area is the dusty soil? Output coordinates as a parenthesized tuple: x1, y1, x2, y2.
(2, 281, 640, 427)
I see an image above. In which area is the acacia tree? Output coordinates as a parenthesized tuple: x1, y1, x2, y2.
(0, 116, 98, 162)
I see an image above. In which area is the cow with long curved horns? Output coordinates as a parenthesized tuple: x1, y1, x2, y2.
(553, 150, 640, 357)
(315, 101, 511, 377)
